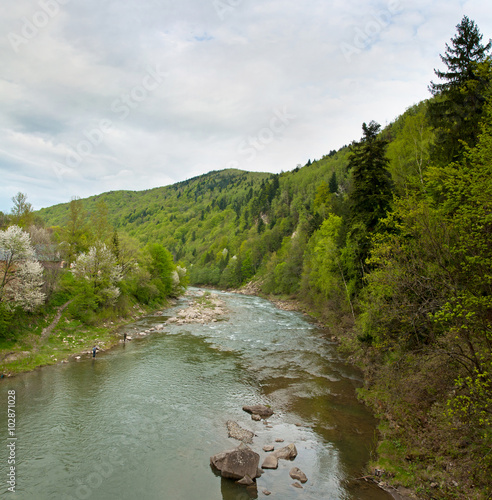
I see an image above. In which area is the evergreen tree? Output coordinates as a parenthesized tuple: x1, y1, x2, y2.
(328, 172, 338, 193)
(428, 16, 492, 164)
(346, 121, 393, 281)
(348, 121, 393, 231)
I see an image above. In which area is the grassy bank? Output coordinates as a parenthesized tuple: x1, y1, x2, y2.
(0, 297, 172, 377)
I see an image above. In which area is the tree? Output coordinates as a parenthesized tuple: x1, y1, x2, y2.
(428, 16, 492, 164)
(348, 121, 393, 231)
(90, 200, 112, 245)
(71, 244, 123, 310)
(0, 225, 45, 312)
(62, 197, 89, 264)
(430, 16, 491, 94)
(145, 244, 175, 298)
(328, 171, 338, 193)
(10, 192, 34, 228)
(346, 121, 393, 280)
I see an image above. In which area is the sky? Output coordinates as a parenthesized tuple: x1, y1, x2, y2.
(1, 0, 491, 212)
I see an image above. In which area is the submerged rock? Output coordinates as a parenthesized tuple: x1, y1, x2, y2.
(226, 420, 254, 444)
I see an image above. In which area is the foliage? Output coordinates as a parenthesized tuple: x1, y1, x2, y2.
(0, 225, 45, 313)
(70, 244, 123, 318)
(428, 16, 492, 165)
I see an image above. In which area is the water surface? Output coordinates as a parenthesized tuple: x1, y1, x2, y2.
(0, 289, 391, 499)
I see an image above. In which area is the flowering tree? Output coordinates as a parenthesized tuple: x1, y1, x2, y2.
(0, 225, 45, 311)
(71, 244, 122, 307)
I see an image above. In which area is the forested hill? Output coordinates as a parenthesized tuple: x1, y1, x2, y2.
(37, 147, 353, 286)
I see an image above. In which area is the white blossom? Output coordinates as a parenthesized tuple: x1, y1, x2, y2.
(0, 225, 45, 311)
(71, 244, 123, 305)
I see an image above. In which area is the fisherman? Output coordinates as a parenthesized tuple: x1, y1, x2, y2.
(92, 346, 98, 358)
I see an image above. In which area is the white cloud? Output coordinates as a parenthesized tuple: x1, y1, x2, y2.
(0, 0, 491, 211)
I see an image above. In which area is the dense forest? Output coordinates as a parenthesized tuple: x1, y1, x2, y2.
(1, 15, 491, 499)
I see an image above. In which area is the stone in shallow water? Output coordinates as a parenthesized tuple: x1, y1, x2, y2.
(237, 475, 254, 485)
(226, 420, 254, 444)
(289, 467, 308, 483)
(210, 443, 260, 480)
(261, 455, 278, 469)
(242, 404, 274, 418)
(273, 443, 297, 460)
(263, 445, 274, 452)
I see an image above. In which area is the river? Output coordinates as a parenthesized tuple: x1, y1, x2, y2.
(0, 289, 392, 499)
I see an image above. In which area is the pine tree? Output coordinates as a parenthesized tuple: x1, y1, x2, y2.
(348, 121, 393, 232)
(346, 121, 393, 282)
(428, 16, 492, 164)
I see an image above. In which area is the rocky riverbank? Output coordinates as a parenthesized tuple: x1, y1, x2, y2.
(167, 290, 227, 324)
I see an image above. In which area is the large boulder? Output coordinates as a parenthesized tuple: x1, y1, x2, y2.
(210, 443, 260, 481)
(242, 404, 274, 418)
(272, 443, 298, 460)
(226, 420, 254, 444)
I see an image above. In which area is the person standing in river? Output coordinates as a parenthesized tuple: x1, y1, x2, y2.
(92, 346, 98, 358)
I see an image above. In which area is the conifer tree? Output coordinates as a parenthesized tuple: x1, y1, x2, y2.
(346, 121, 393, 282)
(348, 121, 393, 232)
(428, 16, 492, 164)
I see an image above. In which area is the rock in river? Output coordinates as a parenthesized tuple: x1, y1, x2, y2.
(210, 443, 260, 481)
(226, 420, 254, 444)
(289, 467, 308, 483)
(273, 443, 298, 460)
(261, 455, 279, 469)
(242, 404, 274, 418)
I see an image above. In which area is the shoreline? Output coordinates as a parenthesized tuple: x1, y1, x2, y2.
(0, 299, 177, 378)
(232, 285, 419, 500)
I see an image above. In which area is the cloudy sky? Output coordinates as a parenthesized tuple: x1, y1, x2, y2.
(1, 0, 491, 212)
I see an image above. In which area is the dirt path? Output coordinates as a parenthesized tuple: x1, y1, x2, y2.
(34, 300, 74, 351)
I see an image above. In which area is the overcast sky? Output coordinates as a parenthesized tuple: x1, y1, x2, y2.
(1, 0, 491, 212)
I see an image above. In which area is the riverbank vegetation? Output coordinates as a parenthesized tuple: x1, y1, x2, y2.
(0, 196, 188, 374)
(4, 14, 491, 499)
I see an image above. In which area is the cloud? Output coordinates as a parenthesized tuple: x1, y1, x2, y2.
(0, 0, 491, 211)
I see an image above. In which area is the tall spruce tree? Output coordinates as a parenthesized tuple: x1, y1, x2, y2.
(346, 121, 393, 282)
(348, 121, 393, 231)
(428, 16, 492, 164)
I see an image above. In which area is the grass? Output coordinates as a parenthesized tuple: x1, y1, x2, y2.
(0, 299, 169, 376)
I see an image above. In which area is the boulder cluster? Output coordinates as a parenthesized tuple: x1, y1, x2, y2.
(210, 404, 308, 495)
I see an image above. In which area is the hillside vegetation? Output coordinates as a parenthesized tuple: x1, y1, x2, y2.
(1, 15, 491, 499)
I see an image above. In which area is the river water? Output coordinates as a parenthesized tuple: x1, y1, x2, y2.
(0, 290, 392, 500)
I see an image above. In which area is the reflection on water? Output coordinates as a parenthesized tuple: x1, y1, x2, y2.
(0, 289, 391, 500)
